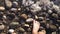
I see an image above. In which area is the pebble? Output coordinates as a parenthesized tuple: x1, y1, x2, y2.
(8, 29, 14, 33)
(12, 1, 18, 8)
(48, 10, 53, 14)
(30, 4, 42, 13)
(52, 32, 56, 34)
(52, 5, 60, 11)
(18, 8, 21, 11)
(0, 24, 5, 30)
(52, 13, 58, 18)
(0, 6, 5, 10)
(10, 8, 17, 11)
(5, 0, 12, 8)
(35, 15, 38, 19)
(21, 14, 28, 19)
(19, 27, 25, 32)
(10, 22, 19, 25)
(24, 24, 29, 27)
(26, 18, 33, 22)
(50, 24, 57, 30)
(3, 15, 6, 19)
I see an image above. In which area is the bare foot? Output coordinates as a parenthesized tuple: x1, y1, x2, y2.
(32, 20, 40, 34)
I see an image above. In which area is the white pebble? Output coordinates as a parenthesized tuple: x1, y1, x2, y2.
(9, 29, 14, 33)
(26, 18, 33, 22)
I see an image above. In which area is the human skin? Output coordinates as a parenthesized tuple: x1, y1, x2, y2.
(32, 20, 46, 34)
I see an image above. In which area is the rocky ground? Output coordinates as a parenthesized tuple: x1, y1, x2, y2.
(0, 0, 60, 34)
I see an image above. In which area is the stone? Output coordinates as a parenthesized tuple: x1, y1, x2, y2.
(52, 5, 60, 11)
(50, 24, 57, 30)
(5, 0, 12, 8)
(48, 10, 53, 14)
(3, 15, 6, 19)
(52, 13, 58, 18)
(0, 24, 5, 30)
(10, 22, 19, 25)
(10, 8, 17, 11)
(26, 18, 33, 22)
(24, 24, 29, 27)
(18, 8, 21, 11)
(19, 27, 25, 32)
(0, 6, 5, 10)
(52, 32, 56, 34)
(8, 29, 15, 33)
(35, 15, 38, 19)
(21, 14, 28, 19)
(12, 1, 18, 8)
(22, 0, 34, 6)
(30, 4, 42, 13)
(1, 32, 6, 34)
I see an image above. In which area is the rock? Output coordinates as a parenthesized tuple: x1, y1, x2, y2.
(24, 24, 29, 27)
(10, 8, 17, 11)
(52, 13, 58, 18)
(10, 22, 19, 25)
(52, 5, 60, 11)
(27, 28, 31, 32)
(0, 24, 5, 30)
(8, 29, 14, 33)
(19, 27, 25, 32)
(48, 10, 53, 14)
(21, 14, 28, 19)
(1, 32, 6, 34)
(38, 17, 44, 21)
(35, 15, 38, 19)
(12, 1, 18, 8)
(3, 15, 6, 19)
(22, 0, 34, 6)
(30, 4, 42, 13)
(52, 32, 56, 34)
(26, 18, 33, 22)
(0, 6, 5, 10)
(5, 0, 12, 8)
(18, 8, 21, 11)
(50, 24, 57, 30)
(57, 20, 60, 22)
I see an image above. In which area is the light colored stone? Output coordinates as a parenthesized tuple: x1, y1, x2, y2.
(21, 14, 28, 19)
(24, 24, 29, 27)
(11, 8, 17, 11)
(13, 1, 18, 6)
(10, 22, 19, 25)
(18, 8, 21, 11)
(53, 5, 59, 11)
(0, 6, 5, 10)
(0, 24, 5, 30)
(48, 10, 52, 14)
(31, 4, 41, 13)
(52, 32, 56, 34)
(19, 27, 25, 32)
(8, 29, 14, 33)
(5, 0, 12, 8)
(26, 18, 33, 22)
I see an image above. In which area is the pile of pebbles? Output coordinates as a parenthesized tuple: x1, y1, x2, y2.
(0, 0, 60, 34)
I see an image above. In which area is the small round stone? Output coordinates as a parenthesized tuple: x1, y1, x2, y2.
(0, 24, 5, 30)
(26, 18, 33, 22)
(8, 29, 14, 33)
(0, 6, 5, 10)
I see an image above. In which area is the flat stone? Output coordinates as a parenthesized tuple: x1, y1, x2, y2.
(19, 27, 25, 32)
(5, 0, 12, 8)
(21, 14, 28, 19)
(26, 18, 33, 22)
(0, 6, 5, 10)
